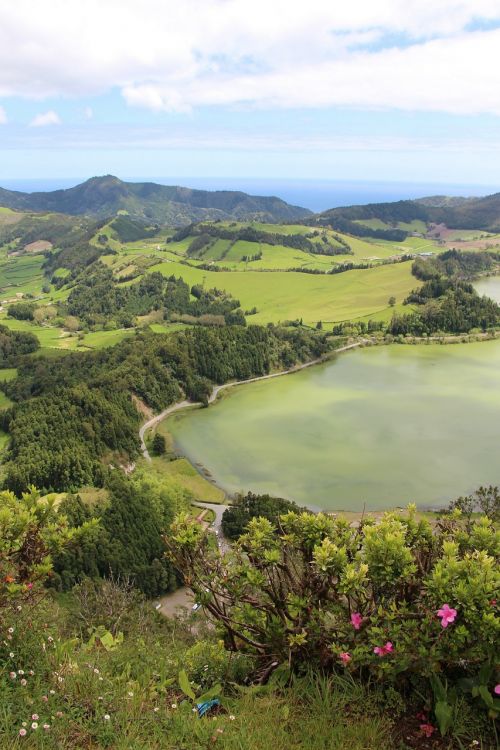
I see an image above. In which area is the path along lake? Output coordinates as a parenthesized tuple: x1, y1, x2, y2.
(168, 338, 500, 511)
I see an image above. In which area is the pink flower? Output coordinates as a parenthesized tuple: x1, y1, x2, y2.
(350, 613, 363, 630)
(31, 714, 39, 721)
(339, 652, 351, 664)
(19, 728, 27, 737)
(374, 641, 393, 657)
(437, 604, 457, 628)
(420, 723, 435, 738)
(494, 685, 500, 695)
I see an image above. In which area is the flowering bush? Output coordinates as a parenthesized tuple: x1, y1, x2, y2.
(169, 506, 499, 719)
(0, 488, 97, 617)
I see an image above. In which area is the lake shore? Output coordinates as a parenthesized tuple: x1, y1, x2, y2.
(139, 332, 500, 511)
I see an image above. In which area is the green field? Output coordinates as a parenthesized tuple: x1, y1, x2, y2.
(0, 254, 47, 297)
(147, 257, 418, 324)
(143, 454, 226, 503)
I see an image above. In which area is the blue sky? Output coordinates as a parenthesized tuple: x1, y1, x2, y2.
(1, 1, 500, 189)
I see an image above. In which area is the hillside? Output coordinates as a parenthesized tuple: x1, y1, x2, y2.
(312, 190, 500, 233)
(0, 175, 311, 225)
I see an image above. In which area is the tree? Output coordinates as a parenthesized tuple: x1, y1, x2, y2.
(152, 433, 166, 455)
(388, 296, 396, 307)
(221, 492, 303, 540)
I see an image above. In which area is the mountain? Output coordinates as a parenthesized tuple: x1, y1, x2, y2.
(0, 175, 311, 225)
(312, 191, 500, 233)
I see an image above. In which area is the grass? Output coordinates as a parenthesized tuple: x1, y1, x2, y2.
(77, 329, 134, 350)
(0, 429, 9, 451)
(148, 257, 418, 325)
(0, 367, 17, 382)
(0, 254, 47, 297)
(0, 592, 399, 750)
(147, 454, 226, 504)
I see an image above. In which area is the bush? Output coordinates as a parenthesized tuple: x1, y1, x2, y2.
(169, 505, 500, 730)
(152, 433, 166, 455)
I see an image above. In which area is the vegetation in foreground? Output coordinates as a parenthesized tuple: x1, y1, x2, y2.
(1, 488, 498, 749)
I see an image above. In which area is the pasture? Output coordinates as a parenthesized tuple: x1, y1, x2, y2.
(148, 257, 418, 325)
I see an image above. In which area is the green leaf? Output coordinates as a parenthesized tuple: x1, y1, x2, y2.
(430, 674, 447, 703)
(178, 669, 196, 701)
(435, 700, 453, 736)
(478, 685, 494, 709)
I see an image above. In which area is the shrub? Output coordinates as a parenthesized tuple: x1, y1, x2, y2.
(168, 506, 500, 727)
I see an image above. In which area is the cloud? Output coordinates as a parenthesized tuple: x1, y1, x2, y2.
(0, 105, 6, 124)
(1, 1, 500, 114)
(29, 110, 61, 127)
(84, 106, 93, 119)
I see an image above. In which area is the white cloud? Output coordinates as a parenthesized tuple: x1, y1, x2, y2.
(0, 105, 6, 124)
(1, 1, 500, 114)
(29, 110, 61, 127)
(84, 106, 93, 119)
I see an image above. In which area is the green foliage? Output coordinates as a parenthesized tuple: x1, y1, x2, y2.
(0, 487, 94, 620)
(412, 249, 500, 282)
(65, 264, 245, 327)
(110, 214, 158, 242)
(169, 505, 500, 728)
(7, 301, 36, 321)
(0, 324, 39, 366)
(391, 282, 500, 335)
(2, 384, 139, 493)
(152, 432, 167, 455)
(1, 325, 329, 492)
(221, 492, 303, 540)
(52, 473, 189, 596)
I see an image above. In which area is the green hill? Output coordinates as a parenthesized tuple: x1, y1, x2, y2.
(0, 175, 311, 225)
(313, 190, 500, 233)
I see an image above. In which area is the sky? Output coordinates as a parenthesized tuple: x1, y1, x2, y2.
(1, 0, 500, 191)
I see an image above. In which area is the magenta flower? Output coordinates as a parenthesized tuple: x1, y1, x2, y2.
(339, 652, 351, 664)
(373, 641, 393, 657)
(350, 613, 363, 630)
(494, 685, 500, 695)
(437, 604, 457, 628)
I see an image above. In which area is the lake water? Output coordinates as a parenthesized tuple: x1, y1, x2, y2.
(475, 275, 500, 304)
(168, 340, 500, 511)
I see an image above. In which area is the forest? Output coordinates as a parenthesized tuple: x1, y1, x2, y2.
(0, 325, 331, 493)
(64, 266, 245, 327)
(0, 324, 39, 365)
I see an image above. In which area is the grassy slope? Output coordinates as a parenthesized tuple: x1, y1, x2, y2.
(147, 258, 418, 324)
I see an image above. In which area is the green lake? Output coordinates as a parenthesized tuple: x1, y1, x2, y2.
(474, 275, 500, 304)
(168, 340, 500, 511)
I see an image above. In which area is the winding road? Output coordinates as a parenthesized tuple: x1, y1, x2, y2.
(139, 340, 366, 460)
